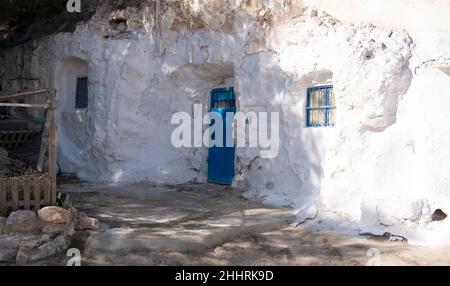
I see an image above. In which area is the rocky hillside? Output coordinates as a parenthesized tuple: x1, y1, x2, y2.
(0, 0, 144, 48)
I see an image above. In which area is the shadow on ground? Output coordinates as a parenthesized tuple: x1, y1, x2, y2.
(31, 182, 450, 266)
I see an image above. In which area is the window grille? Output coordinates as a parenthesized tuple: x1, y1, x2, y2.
(75, 77, 88, 109)
(306, 85, 335, 127)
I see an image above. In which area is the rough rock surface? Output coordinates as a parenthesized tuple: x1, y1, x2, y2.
(16, 234, 51, 264)
(0, 235, 20, 262)
(4, 210, 40, 234)
(76, 213, 100, 231)
(41, 223, 74, 237)
(29, 235, 70, 262)
(38, 206, 73, 224)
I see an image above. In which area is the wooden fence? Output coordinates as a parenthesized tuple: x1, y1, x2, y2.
(0, 89, 57, 216)
(0, 174, 52, 215)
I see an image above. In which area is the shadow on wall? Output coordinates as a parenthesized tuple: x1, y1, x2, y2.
(236, 54, 325, 216)
(54, 57, 91, 174)
(139, 61, 236, 184)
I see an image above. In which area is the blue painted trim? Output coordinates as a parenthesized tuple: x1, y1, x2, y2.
(210, 87, 235, 107)
(306, 88, 310, 127)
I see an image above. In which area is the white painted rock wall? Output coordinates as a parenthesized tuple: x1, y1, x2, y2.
(1, 0, 450, 245)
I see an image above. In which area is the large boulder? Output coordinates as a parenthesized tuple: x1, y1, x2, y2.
(38, 206, 72, 224)
(6, 210, 35, 224)
(0, 217, 6, 234)
(4, 210, 40, 234)
(0, 234, 20, 262)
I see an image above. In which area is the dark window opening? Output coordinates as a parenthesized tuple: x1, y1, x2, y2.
(75, 77, 88, 109)
(306, 85, 335, 127)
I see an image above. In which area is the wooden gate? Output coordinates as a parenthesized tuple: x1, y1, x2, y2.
(0, 89, 57, 216)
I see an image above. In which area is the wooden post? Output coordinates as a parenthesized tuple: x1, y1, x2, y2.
(43, 178, 51, 206)
(0, 180, 6, 216)
(0, 103, 48, 108)
(0, 89, 52, 102)
(48, 89, 57, 205)
(37, 110, 50, 172)
(34, 182, 41, 210)
(11, 179, 18, 210)
(23, 180, 31, 210)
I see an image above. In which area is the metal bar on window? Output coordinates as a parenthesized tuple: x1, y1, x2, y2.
(324, 88, 329, 126)
(75, 77, 88, 109)
(306, 88, 310, 126)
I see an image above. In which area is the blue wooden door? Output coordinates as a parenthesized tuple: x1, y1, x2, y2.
(207, 87, 236, 185)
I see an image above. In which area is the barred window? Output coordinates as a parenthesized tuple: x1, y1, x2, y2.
(75, 77, 88, 109)
(306, 85, 335, 127)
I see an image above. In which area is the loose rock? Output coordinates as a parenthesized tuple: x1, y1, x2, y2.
(15, 246, 31, 264)
(4, 210, 39, 234)
(38, 206, 72, 224)
(29, 235, 69, 262)
(16, 235, 47, 264)
(76, 213, 100, 231)
(0, 204, 82, 264)
(432, 209, 447, 222)
(0, 234, 20, 262)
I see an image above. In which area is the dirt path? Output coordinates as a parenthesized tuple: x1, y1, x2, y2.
(37, 183, 450, 266)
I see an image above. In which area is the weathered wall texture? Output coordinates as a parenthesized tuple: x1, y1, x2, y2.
(1, 0, 449, 245)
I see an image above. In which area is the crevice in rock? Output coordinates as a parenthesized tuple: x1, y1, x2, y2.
(293, 204, 318, 227)
(359, 232, 408, 242)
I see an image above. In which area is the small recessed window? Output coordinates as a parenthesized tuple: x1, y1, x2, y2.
(306, 85, 335, 127)
(75, 77, 88, 109)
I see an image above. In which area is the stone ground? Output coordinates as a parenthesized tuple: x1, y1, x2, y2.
(25, 183, 450, 266)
